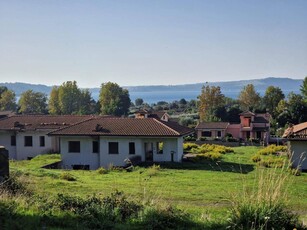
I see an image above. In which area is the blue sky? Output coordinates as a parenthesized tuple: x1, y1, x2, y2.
(0, 0, 306, 88)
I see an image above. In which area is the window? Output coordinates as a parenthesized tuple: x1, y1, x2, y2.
(24, 136, 33, 147)
(68, 141, 80, 153)
(157, 142, 163, 154)
(129, 142, 135, 154)
(11, 135, 16, 146)
(92, 141, 99, 153)
(40, 136, 45, 147)
(202, 131, 212, 137)
(109, 142, 118, 154)
(217, 131, 222, 137)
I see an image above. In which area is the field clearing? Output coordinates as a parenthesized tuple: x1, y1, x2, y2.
(9, 146, 307, 223)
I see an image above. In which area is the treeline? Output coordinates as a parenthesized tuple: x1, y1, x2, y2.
(198, 76, 307, 133)
(0, 81, 130, 116)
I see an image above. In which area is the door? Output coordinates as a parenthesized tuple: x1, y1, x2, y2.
(144, 142, 153, 162)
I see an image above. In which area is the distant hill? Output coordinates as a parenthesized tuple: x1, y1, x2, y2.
(0, 77, 303, 103)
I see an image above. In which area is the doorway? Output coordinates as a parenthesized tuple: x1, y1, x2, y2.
(144, 142, 153, 162)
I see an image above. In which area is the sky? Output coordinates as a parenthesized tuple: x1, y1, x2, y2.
(0, 0, 307, 88)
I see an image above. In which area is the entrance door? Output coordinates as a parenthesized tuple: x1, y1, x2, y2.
(144, 143, 153, 162)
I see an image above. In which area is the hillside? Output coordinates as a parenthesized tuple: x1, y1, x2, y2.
(0, 77, 303, 102)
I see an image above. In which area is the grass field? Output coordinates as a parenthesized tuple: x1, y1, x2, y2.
(3, 146, 307, 228)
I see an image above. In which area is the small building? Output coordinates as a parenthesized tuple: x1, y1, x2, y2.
(134, 109, 170, 122)
(195, 122, 229, 139)
(49, 117, 193, 169)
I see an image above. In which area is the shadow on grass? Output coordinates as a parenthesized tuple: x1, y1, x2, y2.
(139, 161, 255, 174)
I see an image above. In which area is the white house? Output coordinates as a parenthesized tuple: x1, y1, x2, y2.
(49, 117, 193, 170)
(0, 115, 93, 160)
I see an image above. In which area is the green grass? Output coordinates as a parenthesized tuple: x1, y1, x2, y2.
(6, 147, 307, 227)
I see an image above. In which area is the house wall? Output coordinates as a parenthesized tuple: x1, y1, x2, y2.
(288, 140, 307, 170)
(225, 124, 241, 139)
(60, 136, 100, 170)
(15, 131, 55, 160)
(60, 136, 183, 170)
(0, 131, 17, 159)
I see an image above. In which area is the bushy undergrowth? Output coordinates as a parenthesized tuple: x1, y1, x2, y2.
(59, 171, 76, 181)
(147, 164, 161, 176)
(190, 152, 223, 162)
(228, 164, 305, 230)
(252, 145, 288, 168)
(183, 142, 199, 151)
(0, 172, 30, 196)
(187, 144, 234, 162)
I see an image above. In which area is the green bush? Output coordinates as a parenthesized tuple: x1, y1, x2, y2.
(191, 152, 222, 162)
(97, 167, 108, 174)
(0, 172, 29, 196)
(251, 154, 261, 163)
(198, 144, 234, 154)
(257, 157, 287, 168)
(147, 164, 161, 176)
(59, 172, 76, 181)
(258, 145, 287, 156)
(183, 142, 199, 151)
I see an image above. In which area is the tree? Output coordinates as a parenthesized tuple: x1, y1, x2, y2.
(99, 82, 131, 116)
(287, 92, 307, 124)
(198, 85, 225, 121)
(238, 84, 261, 111)
(135, 98, 144, 106)
(300, 76, 307, 100)
(48, 86, 61, 115)
(58, 81, 81, 115)
(18, 90, 47, 114)
(78, 89, 97, 115)
(0, 88, 17, 111)
(262, 86, 285, 117)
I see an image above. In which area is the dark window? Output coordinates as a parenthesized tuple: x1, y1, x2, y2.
(92, 141, 99, 153)
(68, 141, 80, 153)
(40, 136, 45, 147)
(11, 135, 16, 146)
(256, 131, 262, 139)
(109, 142, 118, 154)
(217, 131, 222, 137)
(24, 136, 33, 147)
(72, 165, 89, 170)
(129, 142, 135, 154)
(202, 131, 212, 137)
(157, 142, 163, 154)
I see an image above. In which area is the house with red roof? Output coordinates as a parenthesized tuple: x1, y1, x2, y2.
(0, 115, 193, 169)
(0, 115, 93, 160)
(49, 117, 193, 169)
(195, 111, 270, 143)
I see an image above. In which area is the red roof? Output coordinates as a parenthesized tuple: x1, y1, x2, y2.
(49, 117, 193, 137)
(195, 122, 229, 129)
(0, 115, 95, 131)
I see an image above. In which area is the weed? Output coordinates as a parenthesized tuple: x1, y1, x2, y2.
(59, 172, 76, 181)
(97, 167, 108, 174)
(147, 164, 161, 176)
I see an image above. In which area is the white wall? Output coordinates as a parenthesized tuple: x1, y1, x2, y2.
(0, 131, 17, 159)
(60, 136, 183, 170)
(289, 140, 307, 170)
(60, 136, 100, 170)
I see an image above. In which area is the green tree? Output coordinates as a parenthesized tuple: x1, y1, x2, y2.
(135, 98, 144, 106)
(262, 86, 285, 117)
(18, 90, 47, 114)
(287, 92, 307, 124)
(0, 88, 17, 111)
(300, 76, 307, 100)
(78, 89, 97, 115)
(198, 85, 225, 121)
(238, 84, 261, 111)
(48, 86, 61, 115)
(58, 81, 81, 114)
(99, 82, 131, 116)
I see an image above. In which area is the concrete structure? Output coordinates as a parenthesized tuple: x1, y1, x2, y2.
(49, 117, 192, 169)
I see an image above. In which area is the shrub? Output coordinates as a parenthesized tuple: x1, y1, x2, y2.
(198, 144, 234, 154)
(199, 137, 206, 141)
(0, 172, 29, 196)
(97, 167, 108, 174)
(183, 142, 199, 152)
(59, 172, 76, 181)
(147, 164, 161, 176)
(251, 154, 261, 163)
(257, 157, 287, 168)
(258, 145, 287, 156)
(191, 152, 222, 162)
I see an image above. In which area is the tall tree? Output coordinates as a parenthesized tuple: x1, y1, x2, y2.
(198, 85, 225, 121)
(238, 84, 261, 111)
(78, 89, 97, 115)
(300, 76, 307, 100)
(18, 90, 47, 114)
(48, 86, 61, 115)
(287, 92, 307, 124)
(58, 81, 81, 114)
(0, 88, 17, 111)
(135, 98, 144, 106)
(262, 86, 285, 117)
(99, 82, 131, 116)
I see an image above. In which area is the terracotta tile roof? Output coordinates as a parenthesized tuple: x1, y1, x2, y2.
(0, 115, 95, 131)
(195, 122, 229, 129)
(49, 117, 193, 137)
(240, 111, 255, 116)
(282, 122, 307, 138)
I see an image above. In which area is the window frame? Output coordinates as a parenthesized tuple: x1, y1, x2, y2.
(108, 142, 119, 154)
(39, 136, 45, 147)
(24, 136, 33, 147)
(129, 142, 135, 155)
(68, 141, 81, 153)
